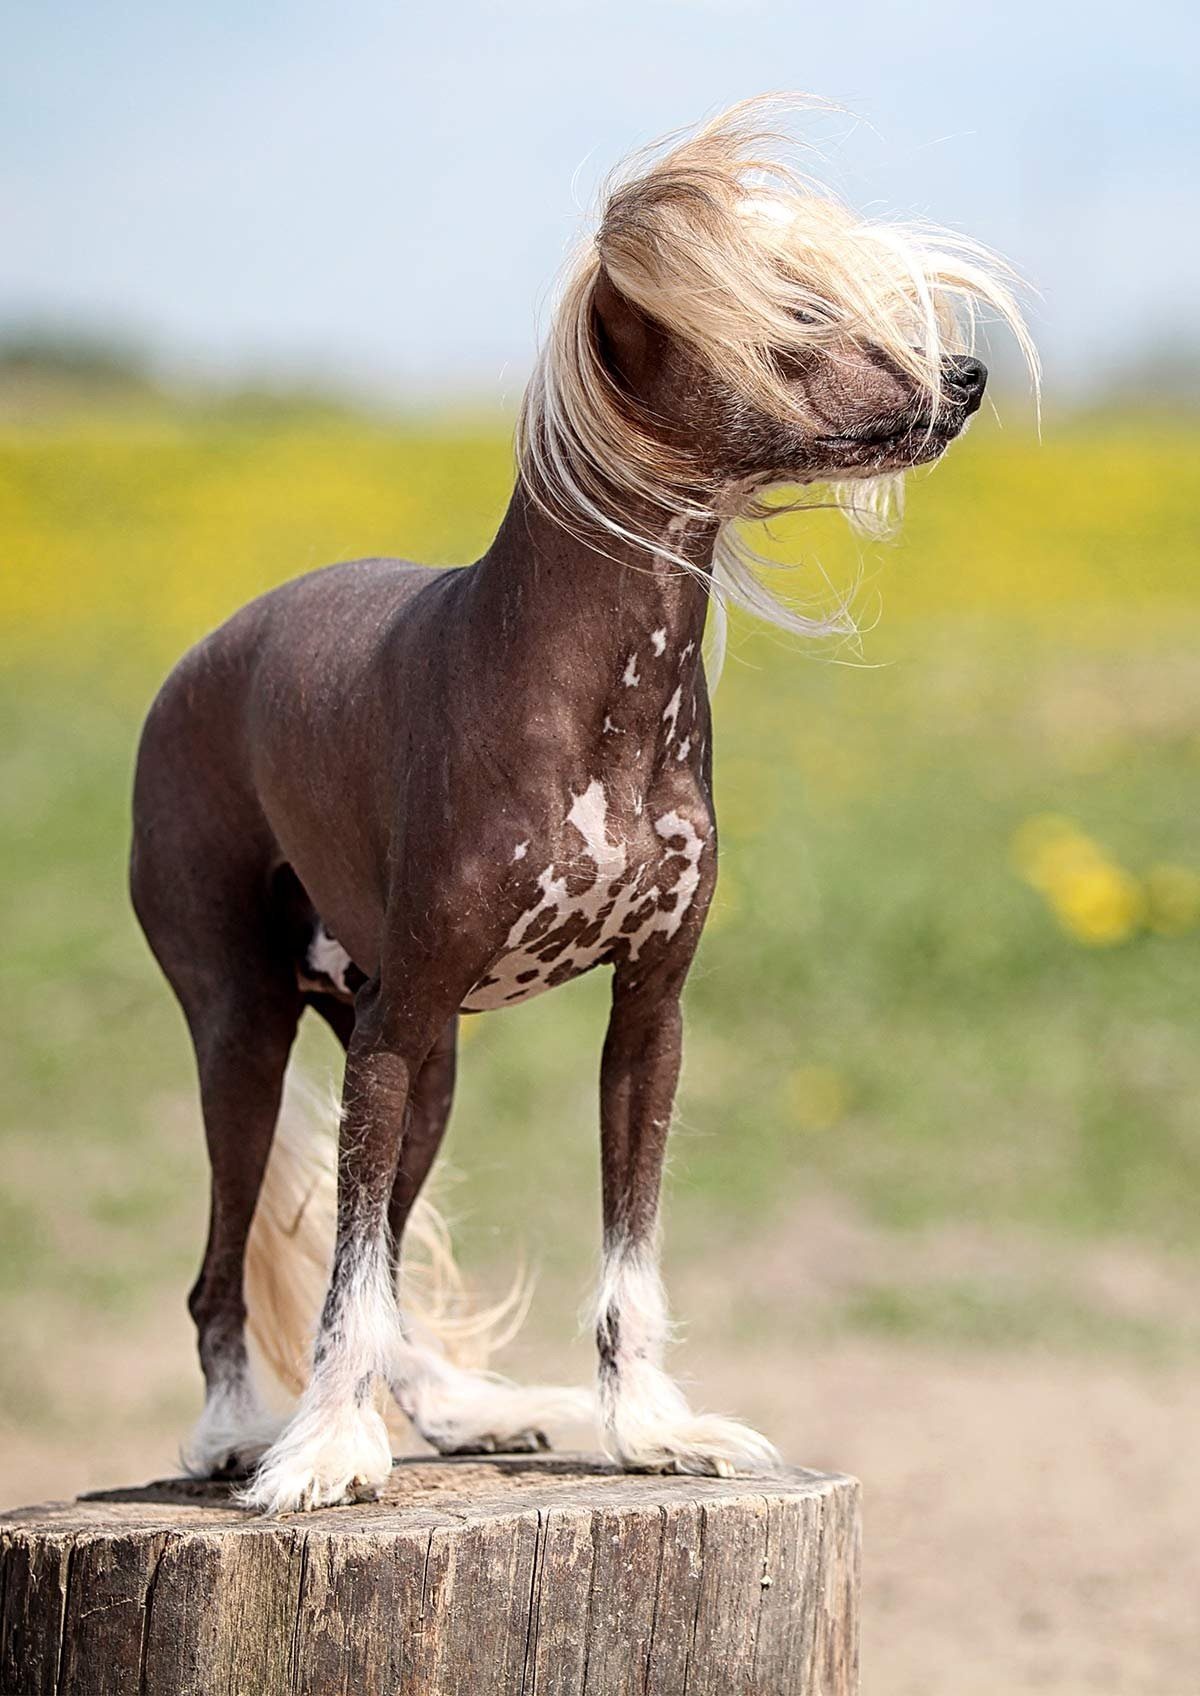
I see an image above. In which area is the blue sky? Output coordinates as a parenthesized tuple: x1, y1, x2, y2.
(3, 0, 1195, 404)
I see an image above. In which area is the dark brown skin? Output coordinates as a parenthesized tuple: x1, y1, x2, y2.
(130, 273, 985, 1503)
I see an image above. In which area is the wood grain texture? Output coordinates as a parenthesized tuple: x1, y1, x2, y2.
(0, 1455, 859, 1696)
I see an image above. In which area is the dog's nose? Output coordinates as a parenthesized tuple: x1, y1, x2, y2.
(943, 355, 987, 411)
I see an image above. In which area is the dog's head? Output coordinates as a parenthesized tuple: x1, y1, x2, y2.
(520, 96, 1037, 629)
(591, 263, 990, 496)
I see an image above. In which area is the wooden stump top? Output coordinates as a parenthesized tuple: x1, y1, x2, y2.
(1, 1455, 860, 1695)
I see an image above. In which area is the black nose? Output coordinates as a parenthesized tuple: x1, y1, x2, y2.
(943, 355, 987, 412)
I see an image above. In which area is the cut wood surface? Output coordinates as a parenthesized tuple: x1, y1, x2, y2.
(0, 1454, 860, 1696)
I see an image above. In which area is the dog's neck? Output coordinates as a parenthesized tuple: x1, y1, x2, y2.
(470, 480, 717, 729)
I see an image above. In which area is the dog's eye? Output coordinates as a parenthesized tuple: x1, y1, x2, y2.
(790, 304, 838, 332)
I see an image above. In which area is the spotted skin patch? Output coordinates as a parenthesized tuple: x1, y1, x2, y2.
(460, 780, 707, 1013)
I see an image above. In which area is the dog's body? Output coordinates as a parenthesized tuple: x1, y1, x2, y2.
(134, 493, 726, 1506)
(142, 513, 715, 1017)
(130, 98, 1034, 1512)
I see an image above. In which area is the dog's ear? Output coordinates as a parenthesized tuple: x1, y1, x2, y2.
(592, 267, 663, 396)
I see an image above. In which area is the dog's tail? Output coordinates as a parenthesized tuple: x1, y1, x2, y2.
(244, 1074, 530, 1409)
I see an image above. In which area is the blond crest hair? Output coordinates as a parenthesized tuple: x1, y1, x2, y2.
(518, 95, 1039, 656)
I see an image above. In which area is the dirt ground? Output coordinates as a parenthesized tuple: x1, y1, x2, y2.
(3, 1212, 1197, 1696)
(715, 1341, 1198, 1695)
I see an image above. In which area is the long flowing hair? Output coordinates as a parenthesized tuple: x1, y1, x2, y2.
(517, 95, 1039, 655)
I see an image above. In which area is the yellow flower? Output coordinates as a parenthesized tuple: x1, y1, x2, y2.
(1010, 814, 1105, 891)
(784, 1065, 848, 1131)
(1047, 862, 1145, 946)
(1144, 864, 1200, 937)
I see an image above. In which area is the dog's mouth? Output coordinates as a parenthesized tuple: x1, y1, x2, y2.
(816, 406, 972, 471)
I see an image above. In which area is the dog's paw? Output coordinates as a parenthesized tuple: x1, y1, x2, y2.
(401, 1366, 592, 1458)
(239, 1404, 392, 1514)
(201, 1445, 265, 1481)
(181, 1384, 284, 1482)
(610, 1409, 780, 1479)
(435, 1426, 551, 1457)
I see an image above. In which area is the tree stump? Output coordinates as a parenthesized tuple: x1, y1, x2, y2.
(0, 1454, 859, 1695)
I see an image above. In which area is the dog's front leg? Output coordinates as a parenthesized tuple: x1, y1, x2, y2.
(242, 977, 451, 1513)
(595, 969, 779, 1477)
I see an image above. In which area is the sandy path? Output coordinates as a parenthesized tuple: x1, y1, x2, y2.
(701, 1339, 1199, 1696)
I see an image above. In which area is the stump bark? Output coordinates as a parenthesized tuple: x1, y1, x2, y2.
(0, 1454, 859, 1696)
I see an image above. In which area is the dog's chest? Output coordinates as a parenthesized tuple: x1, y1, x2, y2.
(460, 778, 709, 1013)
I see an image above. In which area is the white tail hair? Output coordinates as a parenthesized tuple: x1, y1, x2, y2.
(518, 93, 1040, 649)
(244, 1074, 528, 1412)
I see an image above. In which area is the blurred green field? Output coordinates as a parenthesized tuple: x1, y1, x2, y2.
(2, 407, 1199, 1455)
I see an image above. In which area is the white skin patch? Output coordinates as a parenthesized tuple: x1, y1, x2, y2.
(676, 737, 691, 762)
(300, 925, 355, 994)
(662, 686, 682, 746)
(622, 654, 641, 688)
(651, 627, 667, 656)
(513, 840, 529, 861)
(461, 782, 705, 1012)
(602, 715, 620, 735)
(652, 811, 704, 926)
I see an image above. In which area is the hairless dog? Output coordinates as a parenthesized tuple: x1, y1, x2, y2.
(130, 96, 1035, 1511)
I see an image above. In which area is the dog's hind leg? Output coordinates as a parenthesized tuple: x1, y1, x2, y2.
(179, 971, 301, 1477)
(132, 835, 301, 1477)
(161, 958, 301, 1478)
